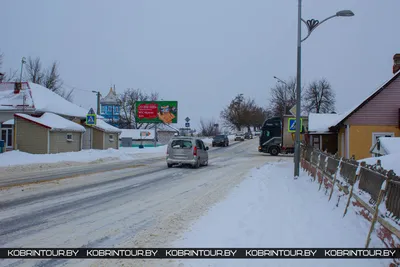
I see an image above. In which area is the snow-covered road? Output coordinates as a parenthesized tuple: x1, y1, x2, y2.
(0, 138, 276, 267)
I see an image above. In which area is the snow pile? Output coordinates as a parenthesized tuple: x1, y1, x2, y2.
(173, 161, 389, 267)
(15, 113, 86, 132)
(2, 118, 14, 125)
(378, 137, 400, 154)
(359, 153, 400, 176)
(93, 119, 121, 133)
(308, 113, 342, 132)
(0, 146, 167, 168)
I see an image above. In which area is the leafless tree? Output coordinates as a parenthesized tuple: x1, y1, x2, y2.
(25, 57, 44, 84)
(118, 88, 159, 129)
(199, 118, 218, 136)
(220, 94, 269, 132)
(0, 51, 3, 69)
(43, 61, 63, 93)
(304, 78, 335, 113)
(269, 77, 300, 118)
(0, 51, 19, 82)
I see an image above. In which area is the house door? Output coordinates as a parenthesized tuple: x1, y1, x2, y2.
(1, 128, 13, 150)
(372, 132, 394, 157)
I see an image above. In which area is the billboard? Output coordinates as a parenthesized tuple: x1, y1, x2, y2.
(135, 101, 178, 123)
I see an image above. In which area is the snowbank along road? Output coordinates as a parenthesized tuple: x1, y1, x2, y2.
(0, 138, 283, 267)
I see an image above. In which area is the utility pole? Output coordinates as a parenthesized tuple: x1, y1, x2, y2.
(294, 0, 302, 178)
(20, 57, 26, 112)
(92, 91, 101, 115)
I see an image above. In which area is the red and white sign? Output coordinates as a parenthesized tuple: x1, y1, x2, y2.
(137, 103, 158, 119)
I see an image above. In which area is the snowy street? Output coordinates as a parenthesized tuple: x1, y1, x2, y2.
(0, 138, 278, 267)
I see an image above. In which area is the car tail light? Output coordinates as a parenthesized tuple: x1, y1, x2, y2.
(193, 146, 197, 156)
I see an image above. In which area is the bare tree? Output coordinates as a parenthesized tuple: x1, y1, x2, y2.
(0, 51, 3, 69)
(220, 94, 269, 132)
(25, 57, 44, 84)
(0, 51, 19, 82)
(199, 118, 218, 136)
(43, 61, 63, 93)
(304, 78, 335, 113)
(118, 88, 160, 129)
(269, 77, 300, 118)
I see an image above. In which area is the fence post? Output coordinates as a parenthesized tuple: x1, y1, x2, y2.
(316, 153, 323, 190)
(323, 155, 329, 194)
(309, 150, 314, 178)
(343, 161, 364, 217)
(328, 157, 343, 201)
(365, 174, 391, 248)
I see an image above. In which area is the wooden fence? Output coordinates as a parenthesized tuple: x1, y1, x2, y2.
(301, 144, 400, 254)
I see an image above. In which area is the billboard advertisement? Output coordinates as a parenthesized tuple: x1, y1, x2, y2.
(135, 101, 178, 123)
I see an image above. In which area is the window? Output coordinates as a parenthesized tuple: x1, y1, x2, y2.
(66, 133, 73, 141)
(171, 140, 192, 149)
(196, 140, 203, 150)
(200, 140, 207, 150)
(265, 131, 270, 137)
(109, 134, 114, 142)
(114, 106, 119, 114)
(108, 106, 113, 113)
(101, 105, 106, 114)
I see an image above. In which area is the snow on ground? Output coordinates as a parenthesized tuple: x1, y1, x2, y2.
(360, 153, 400, 176)
(171, 161, 390, 267)
(0, 146, 167, 168)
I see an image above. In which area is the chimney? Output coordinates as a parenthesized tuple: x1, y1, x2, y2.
(393, 54, 400, 74)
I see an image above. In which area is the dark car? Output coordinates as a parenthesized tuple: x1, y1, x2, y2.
(212, 134, 229, 147)
(244, 132, 253, 139)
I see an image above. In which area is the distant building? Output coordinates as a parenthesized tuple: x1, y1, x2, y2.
(100, 87, 120, 127)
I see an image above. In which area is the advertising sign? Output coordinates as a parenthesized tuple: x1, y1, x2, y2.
(135, 101, 178, 124)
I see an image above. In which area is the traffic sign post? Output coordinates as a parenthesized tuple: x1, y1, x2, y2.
(86, 108, 97, 126)
(185, 122, 190, 128)
(288, 118, 302, 133)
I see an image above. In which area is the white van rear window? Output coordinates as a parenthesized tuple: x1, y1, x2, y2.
(171, 140, 192, 149)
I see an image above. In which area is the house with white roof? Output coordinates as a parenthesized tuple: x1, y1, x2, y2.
(0, 82, 121, 152)
(309, 54, 400, 160)
(14, 112, 86, 154)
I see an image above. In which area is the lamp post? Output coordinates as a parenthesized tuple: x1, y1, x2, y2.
(20, 57, 26, 112)
(273, 76, 288, 116)
(293, 2, 354, 178)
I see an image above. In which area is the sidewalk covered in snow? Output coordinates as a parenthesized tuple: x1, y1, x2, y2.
(172, 160, 392, 267)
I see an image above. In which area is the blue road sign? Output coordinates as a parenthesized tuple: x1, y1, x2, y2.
(288, 118, 302, 133)
(88, 108, 95, 115)
(86, 114, 96, 125)
(185, 122, 190, 128)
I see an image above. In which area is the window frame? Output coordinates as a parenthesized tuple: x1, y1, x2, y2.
(66, 133, 73, 142)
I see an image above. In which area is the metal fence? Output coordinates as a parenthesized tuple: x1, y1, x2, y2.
(301, 145, 400, 220)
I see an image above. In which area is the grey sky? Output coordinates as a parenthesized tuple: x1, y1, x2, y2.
(1, 0, 399, 130)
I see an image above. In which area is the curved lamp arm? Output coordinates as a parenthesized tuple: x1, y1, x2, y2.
(301, 14, 337, 43)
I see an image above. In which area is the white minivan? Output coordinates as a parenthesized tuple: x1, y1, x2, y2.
(166, 137, 209, 168)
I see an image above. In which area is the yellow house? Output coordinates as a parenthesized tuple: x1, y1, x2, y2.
(329, 55, 400, 160)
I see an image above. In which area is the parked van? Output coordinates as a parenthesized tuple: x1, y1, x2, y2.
(166, 137, 209, 168)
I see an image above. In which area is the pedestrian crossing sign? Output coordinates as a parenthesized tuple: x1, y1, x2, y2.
(86, 108, 97, 125)
(288, 118, 302, 133)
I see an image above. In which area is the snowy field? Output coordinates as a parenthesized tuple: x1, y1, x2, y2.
(167, 161, 391, 267)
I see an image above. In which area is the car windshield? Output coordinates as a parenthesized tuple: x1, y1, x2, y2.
(171, 140, 192, 149)
(214, 135, 225, 138)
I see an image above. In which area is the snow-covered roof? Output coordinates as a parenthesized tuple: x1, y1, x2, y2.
(0, 82, 92, 118)
(308, 113, 342, 133)
(378, 137, 400, 154)
(15, 112, 86, 132)
(119, 129, 155, 140)
(2, 119, 14, 125)
(101, 87, 119, 105)
(333, 70, 400, 127)
(91, 119, 122, 133)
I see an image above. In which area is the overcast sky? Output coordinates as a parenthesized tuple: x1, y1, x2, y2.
(1, 0, 399, 130)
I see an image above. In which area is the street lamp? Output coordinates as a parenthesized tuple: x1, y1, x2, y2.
(293, 2, 354, 178)
(92, 90, 101, 115)
(20, 57, 26, 112)
(273, 76, 288, 116)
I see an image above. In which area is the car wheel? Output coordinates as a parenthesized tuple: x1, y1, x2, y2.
(167, 163, 173, 168)
(193, 160, 200, 169)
